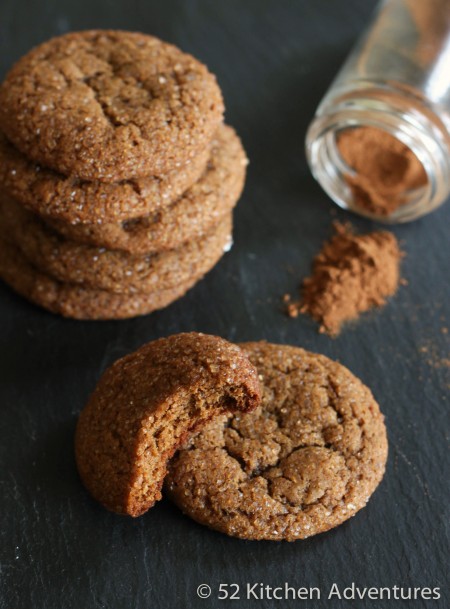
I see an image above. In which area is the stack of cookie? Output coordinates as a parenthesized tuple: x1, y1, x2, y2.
(0, 31, 247, 319)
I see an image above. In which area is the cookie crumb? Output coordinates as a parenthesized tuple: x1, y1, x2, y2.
(286, 222, 403, 336)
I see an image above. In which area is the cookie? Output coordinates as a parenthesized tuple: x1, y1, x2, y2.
(0, 131, 210, 223)
(166, 341, 388, 541)
(46, 125, 247, 254)
(0, 194, 232, 294)
(0, 30, 224, 181)
(75, 333, 261, 516)
(0, 237, 212, 320)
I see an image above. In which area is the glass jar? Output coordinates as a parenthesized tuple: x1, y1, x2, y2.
(306, 0, 450, 223)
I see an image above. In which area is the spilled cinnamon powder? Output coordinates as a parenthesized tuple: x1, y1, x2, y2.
(337, 127, 427, 216)
(286, 222, 403, 336)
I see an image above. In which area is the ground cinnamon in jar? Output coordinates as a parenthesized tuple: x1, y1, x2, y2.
(337, 127, 427, 216)
(286, 222, 403, 336)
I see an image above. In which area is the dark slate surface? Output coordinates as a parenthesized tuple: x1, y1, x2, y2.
(0, 2, 449, 608)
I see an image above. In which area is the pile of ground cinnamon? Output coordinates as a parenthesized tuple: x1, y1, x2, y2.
(337, 127, 427, 216)
(286, 222, 403, 336)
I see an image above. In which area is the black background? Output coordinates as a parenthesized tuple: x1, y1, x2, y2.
(1, 1, 449, 608)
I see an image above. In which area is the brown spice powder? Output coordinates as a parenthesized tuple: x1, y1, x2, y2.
(287, 222, 403, 336)
(337, 127, 427, 216)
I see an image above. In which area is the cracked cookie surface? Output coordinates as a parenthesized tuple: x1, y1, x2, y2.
(46, 125, 247, 254)
(0, 30, 224, 181)
(166, 341, 388, 541)
(75, 333, 261, 515)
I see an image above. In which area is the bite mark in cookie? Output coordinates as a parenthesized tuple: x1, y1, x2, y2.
(75, 333, 261, 515)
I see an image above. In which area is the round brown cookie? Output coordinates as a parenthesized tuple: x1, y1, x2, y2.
(0, 131, 211, 223)
(0, 30, 224, 181)
(0, 194, 232, 294)
(47, 125, 247, 254)
(166, 341, 388, 541)
(0, 237, 211, 320)
(75, 333, 261, 516)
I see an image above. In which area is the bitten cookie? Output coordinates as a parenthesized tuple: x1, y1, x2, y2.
(166, 341, 388, 541)
(75, 333, 261, 516)
(0, 30, 224, 181)
(0, 237, 212, 319)
(0, 131, 210, 223)
(46, 125, 247, 254)
(0, 194, 232, 295)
